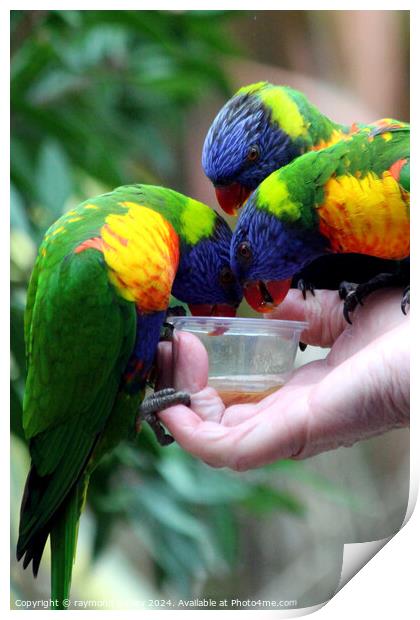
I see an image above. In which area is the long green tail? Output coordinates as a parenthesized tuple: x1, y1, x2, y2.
(50, 477, 88, 610)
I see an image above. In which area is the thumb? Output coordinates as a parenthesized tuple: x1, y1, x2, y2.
(172, 331, 210, 393)
(269, 289, 347, 347)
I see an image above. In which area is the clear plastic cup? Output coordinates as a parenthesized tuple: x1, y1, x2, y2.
(167, 317, 308, 407)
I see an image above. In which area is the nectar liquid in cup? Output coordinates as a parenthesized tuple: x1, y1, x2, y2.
(168, 316, 308, 408)
(208, 375, 284, 407)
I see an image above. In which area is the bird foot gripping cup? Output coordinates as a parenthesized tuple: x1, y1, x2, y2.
(167, 316, 307, 407)
(137, 388, 191, 445)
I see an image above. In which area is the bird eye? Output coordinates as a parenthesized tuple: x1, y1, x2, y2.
(247, 145, 260, 162)
(237, 241, 252, 262)
(219, 266, 236, 286)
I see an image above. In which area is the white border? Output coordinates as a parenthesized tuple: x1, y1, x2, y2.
(5, 3, 417, 618)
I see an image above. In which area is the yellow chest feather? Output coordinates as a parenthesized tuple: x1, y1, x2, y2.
(101, 203, 179, 312)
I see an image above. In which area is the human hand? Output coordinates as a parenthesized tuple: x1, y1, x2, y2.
(157, 289, 409, 470)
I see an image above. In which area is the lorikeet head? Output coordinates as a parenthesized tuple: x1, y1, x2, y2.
(202, 82, 308, 215)
(173, 214, 242, 317)
(230, 184, 328, 313)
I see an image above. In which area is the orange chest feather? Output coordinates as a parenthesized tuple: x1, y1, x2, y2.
(317, 172, 410, 260)
(100, 203, 180, 312)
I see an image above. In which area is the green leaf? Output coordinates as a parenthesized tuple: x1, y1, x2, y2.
(11, 300, 26, 369)
(35, 139, 73, 219)
(11, 381, 25, 442)
(265, 459, 360, 509)
(10, 184, 30, 233)
(133, 481, 208, 539)
(28, 70, 88, 106)
(157, 452, 250, 504)
(241, 484, 306, 515)
(11, 139, 35, 198)
(205, 504, 238, 567)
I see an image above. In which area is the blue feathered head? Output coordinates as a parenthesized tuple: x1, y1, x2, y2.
(230, 189, 328, 313)
(172, 215, 243, 316)
(202, 82, 306, 214)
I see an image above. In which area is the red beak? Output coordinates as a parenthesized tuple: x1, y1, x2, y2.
(215, 183, 251, 216)
(244, 279, 292, 313)
(188, 303, 237, 317)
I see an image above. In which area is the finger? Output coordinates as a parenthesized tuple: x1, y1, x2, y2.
(326, 289, 408, 366)
(159, 386, 309, 470)
(300, 322, 410, 459)
(221, 403, 263, 427)
(172, 331, 209, 393)
(158, 405, 234, 467)
(155, 341, 173, 390)
(190, 387, 225, 423)
(220, 387, 285, 427)
(269, 289, 347, 347)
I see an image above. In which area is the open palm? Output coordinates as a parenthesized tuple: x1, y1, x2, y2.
(158, 289, 409, 470)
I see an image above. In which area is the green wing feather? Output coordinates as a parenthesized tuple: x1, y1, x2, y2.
(257, 123, 410, 223)
(17, 247, 136, 575)
(50, 477, 88, 609)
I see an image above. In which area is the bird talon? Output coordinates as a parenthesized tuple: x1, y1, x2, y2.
(343, 290, 357, 324)
(137, 388, 191, 446)
(159, 322, 175, 342)
(344, 309, 353, 325)
(401, 286, 410, 315)
(160, 307, 187, 342)
(297, 279, 307, 300)
(297, 278, 316, 301)
(341, 271, 409, 323)
(339, 281, 357, 301)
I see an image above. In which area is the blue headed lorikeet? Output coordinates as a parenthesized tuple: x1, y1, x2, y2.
(202, 81, 410, 309)
(230, 124, 409, 322)
(202, 81, 405, 214)
(17, 184, 242, 608)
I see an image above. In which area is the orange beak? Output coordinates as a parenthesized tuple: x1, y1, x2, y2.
(215, 183, 251, 216)
(244, 279, 292, 313)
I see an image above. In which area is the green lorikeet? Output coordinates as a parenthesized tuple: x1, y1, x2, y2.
(17, 184, 242, 608)
(203, 81, 409, 305)
(230, 124, 409, 321)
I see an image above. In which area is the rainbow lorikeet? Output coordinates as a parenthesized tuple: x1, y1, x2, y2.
(202, 81, 409, 303)
(202, 81, 405, 214)
(230, 124, 410, 322)
(17, 184, 242, 608)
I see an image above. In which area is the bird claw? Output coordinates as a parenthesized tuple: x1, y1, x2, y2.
(341, 273, 409, 324)
(297, 279, 315, 301)
(160, 306, 187, 342)
(343, 292, 356, 324)
(338, 281, 357, 301)
(342, 285, 369, 324)
(401, 286, 410, 315)
(159, 322, 175, 343)
(137, 388, 191, 446)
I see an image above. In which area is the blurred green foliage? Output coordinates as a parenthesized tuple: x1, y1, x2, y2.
(11, 10, 353, 602)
